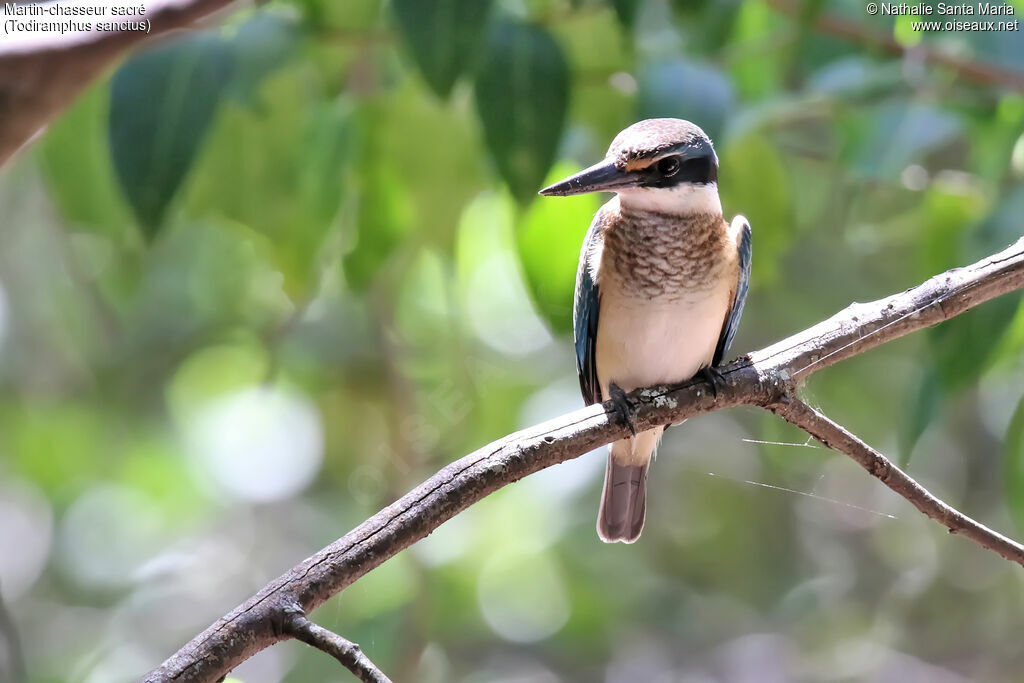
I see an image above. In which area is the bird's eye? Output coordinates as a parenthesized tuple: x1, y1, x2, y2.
(657, 156, 681, 177)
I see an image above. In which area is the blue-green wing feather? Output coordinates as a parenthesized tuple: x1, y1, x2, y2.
(713, 218, 752, 366)
(574, 220, 602, 405)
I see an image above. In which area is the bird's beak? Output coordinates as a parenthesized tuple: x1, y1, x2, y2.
(538, 159, 638, 197)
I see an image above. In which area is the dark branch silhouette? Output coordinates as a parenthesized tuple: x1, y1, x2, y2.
(142, 237, 1024, 682)
(0, 0, 236, 165)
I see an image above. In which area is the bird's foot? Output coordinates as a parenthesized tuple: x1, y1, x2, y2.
(608, 382, 637, 436)
(698, 366, 725, 400)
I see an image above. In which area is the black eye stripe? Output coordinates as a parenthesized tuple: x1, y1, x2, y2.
(679, 158, 711, 182)
(641, 154, 717, 187)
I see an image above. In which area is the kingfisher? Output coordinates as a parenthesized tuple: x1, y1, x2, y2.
(539, 119, 752, 543)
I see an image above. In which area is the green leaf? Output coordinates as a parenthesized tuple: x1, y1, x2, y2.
(973, 185, 1024, 260)
(37, 86, 133, 238)
(928, 296, 1021, 394)
(454, 192, 553, 363)
(915, 184, 987, 279)
(546, 7, 630, 143)
(900, 369, 943, 465)
(843, 103, 963, 181)
(728, 1, 785, 99)
(718, 134, 793, 287)
(1004, 395, 1024, 533)
(167, 340, 270, 421)
(926, 187, 1024, 393)
(807, 57, 903, 101)
(296, 0, 381, 32)
(109, 33, 234, 235)
(516, 162, 601, 335)
(342, 107, 414, 292)
(636, 59, 734, 142)
(367, 81, 488, 254)
(392, 0, 494, 98)
(337, 553, 417, 621)
(223, 10, 299, 104)
(474, 20, 569, 205)
(668, 0, 742, 54)
(610, 0, 641, 29)
(124, 221, 286, 346)
(5, 403, 106, 504)
(183, 68, 353, 296)
(342, 163, 413, 292)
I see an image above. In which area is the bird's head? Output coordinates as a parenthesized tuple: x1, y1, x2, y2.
(538, 118, 720, 215)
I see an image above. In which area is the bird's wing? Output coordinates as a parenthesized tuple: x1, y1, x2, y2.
(574, 217, 603, 405)
(713, 215, 752, 367)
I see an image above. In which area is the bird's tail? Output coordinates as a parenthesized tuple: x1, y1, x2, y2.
(597, 430, 659, 543)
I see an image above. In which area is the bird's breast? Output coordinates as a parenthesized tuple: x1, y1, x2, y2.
(594, 209, 736, 397)
(595, 275, 732, 397)
(601, 210, 731, 301)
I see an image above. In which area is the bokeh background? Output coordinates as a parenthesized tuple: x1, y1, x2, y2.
(2, 0, 1024, 681)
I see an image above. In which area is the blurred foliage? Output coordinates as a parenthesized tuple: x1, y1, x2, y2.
(1, 0, 1024, 682)
(391, 0, 493, 97)
(475, 18, 570, 203)
(109, 33, 235, 233)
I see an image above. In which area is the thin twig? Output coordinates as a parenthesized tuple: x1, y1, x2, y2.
(283, 604, 393, 683)
(141, 237, 1024, 683)
(766, 0, 1024, 93)
(770, 396, 1024, 567)
(0, 0, 238, 165)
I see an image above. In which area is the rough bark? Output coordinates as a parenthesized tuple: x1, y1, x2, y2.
(0, 0, 236, 166)
(283, 604, 393, 683)
(143, 238, 1024, 682)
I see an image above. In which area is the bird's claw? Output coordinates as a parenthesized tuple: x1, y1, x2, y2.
(608, 382, 637, 436)
(699, 366, 725, 399)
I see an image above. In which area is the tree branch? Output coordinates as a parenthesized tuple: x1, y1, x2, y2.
(143, 236, 1024, 683)
(282, 604, 393, 683)
(770, 396, 1024, 566)
(0, 0, 237, 166)
(765, 0, 1024, 94)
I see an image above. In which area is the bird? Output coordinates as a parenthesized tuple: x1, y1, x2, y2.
(538, 118, 752, 543)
